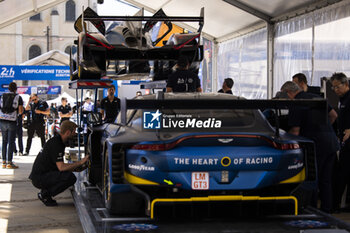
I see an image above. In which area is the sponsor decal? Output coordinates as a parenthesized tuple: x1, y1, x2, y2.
(174, 158, 219, 165)
(128, 164, 155, 171)
(288, 162, 303, 170)
(143, 110, 222, 130)
(174, 156, 274, 166)
(143, 110, 161, 129)
(57, 152, 63, 160)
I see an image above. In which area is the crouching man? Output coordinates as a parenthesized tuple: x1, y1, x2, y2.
(29, 120, 89, 206)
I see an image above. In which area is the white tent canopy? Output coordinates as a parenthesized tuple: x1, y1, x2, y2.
(47, 92, 76, 106)
(20, 50, 69, 66)
(0, 0, 67, 29)
(121, 0, 328, 42)
(0, 0, 339, 42)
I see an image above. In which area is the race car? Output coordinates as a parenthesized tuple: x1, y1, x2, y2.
(86, 93, 323, 218)
(70, 7, 204, 81)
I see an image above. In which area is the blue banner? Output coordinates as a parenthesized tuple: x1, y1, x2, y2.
(0, 65, 70, 80)
(47, 86, 61, 94)
(17, 86, 61, 95)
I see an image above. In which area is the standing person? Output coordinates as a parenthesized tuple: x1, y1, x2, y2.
(29, 121, 89, 206)
(218, 78, 234, 94)
(58, 97, 72, 125)
(330, 72, 350, 211)
(281, 81, 339, 213)
(82, 97, 94, 112)
(13, 112, 24, 156)
(100, 85, 120, 123)
(82, 97, 94, 145)
(0, 82, 23, 168)
(292, 73, 321, 96)
(24, 94, 50, 156)
(166, 56, 202, 93)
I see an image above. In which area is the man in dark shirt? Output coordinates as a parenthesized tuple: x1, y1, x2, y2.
(281, 81, 339, 213)
(166, 56, 202, 93)
(292, 73, 321, 96)
(330, 72, 350, 211)
(58, 97, 72, 124)
(218, 78, 234, 94)
(100, 85, 120, 123)
(29, 120, 89, 206)
(24, 94, 50, 155)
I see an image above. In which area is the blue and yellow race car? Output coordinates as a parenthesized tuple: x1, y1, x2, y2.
(88, 93, 322, 218)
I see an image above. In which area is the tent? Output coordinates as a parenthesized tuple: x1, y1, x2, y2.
(47, 92, 76, 106)
(20, 50, 69, 66)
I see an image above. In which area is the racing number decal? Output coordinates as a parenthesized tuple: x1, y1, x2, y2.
(191, 172, 209, 190)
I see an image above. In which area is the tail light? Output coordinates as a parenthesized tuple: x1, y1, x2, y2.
(131, 135, 300, 151)
(131, 142, 177, 151)
(274, 143, 300, 150)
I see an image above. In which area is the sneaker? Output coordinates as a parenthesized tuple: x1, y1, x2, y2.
(38, 192, 57, 206)
(18, 152, 23, 156)
(6, 162, 18, 169)
(2, 161, 6, 169)
(23, 152, 29, 156)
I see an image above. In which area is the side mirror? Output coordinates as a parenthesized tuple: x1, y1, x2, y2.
(87, 112, 102, 125)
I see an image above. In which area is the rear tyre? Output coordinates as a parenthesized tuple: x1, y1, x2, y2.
(102, 149, 145, 215)
(70, 46, 78, 81)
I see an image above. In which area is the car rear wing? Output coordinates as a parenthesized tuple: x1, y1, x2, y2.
(74, 7, 204, 34)
(120, 94, 328, 137)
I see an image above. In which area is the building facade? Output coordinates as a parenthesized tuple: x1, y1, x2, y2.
(0, 0, 97, 98)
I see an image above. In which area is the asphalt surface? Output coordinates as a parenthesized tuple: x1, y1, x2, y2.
(0, 136, 83, 233)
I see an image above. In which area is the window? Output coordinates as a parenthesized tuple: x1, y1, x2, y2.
(29, 45, 41, 60)
(64, 46, 71, 54)
(29, 13, 41, 21)
(65, 0, 76, 22)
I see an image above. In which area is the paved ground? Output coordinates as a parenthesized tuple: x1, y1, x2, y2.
(0, 136, 83, 233)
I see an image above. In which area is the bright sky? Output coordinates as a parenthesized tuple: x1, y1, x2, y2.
(97, 0, 145, 16)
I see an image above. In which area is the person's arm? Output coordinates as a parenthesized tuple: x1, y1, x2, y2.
(166, 76, 174, 93)
(25, 100, 31, 111)
(35, 102, 50, 116)
(328, 109, 337, 125)
(343, 129, 350, 142)
(18, 97, 24, 115)
(289, 126, 300, 136)
(60, 112, 72, 118)
(18, 105, 24, 115)
(56, 155, 89, 172)
(68, 108, 73, 117)
(195, 75, 202, 92)
(36, 108, 50, 116)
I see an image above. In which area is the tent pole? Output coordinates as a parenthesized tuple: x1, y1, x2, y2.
(267, 22, 274, 99)
(212, 41, 219, 93)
